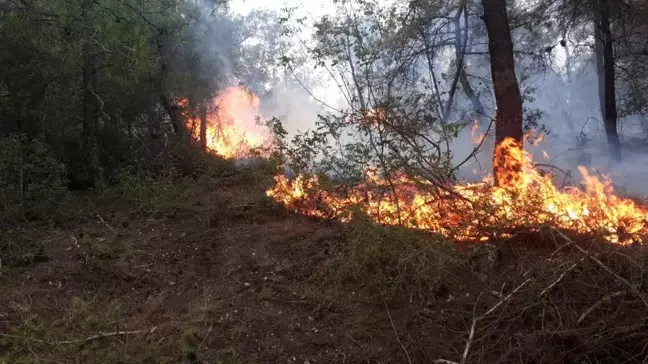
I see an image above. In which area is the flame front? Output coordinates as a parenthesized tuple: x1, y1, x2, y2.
(266, 137, 648, 244)
(184, 86, 270, 159)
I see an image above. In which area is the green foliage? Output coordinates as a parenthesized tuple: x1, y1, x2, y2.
(328, 209, 462, 300)
(100, 166, 191, 218)
(0, 0, 296, 188)
(0, 135, 67, 225)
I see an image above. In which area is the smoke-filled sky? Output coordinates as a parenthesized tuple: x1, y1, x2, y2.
(226, 0, 648, 195)
(230, 0, 335, 15)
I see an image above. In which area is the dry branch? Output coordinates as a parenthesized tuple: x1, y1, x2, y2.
(539, 256, 586, 297)
(96, 213, 114, 231)
(438, 278, 532, 364)
(577, 291, 628, 324)
(1, 327, 157, 346)
(56, 327, 157, 345)
(549, 227, 648, 308)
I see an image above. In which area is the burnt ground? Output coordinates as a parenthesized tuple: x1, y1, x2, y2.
(2, 170, 648, 363)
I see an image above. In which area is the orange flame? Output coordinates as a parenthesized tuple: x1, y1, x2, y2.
(266, 137, 648, 244)
(183, 86, 271, 159)
(471, 120, 485, 144)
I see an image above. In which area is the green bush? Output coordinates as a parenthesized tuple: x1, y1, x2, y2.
(0, 135, 67, 225)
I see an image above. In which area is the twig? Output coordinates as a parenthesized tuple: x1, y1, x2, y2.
(198, 324, 213, 350)
(577, 291, 627, 324)
(56, 327, 156, 345)
(460, 319, 477, 364)
(440, 278, 532, 364)
(480, 278, 532, 319)
(384, 300, 413, 364)
(435, 360, 460, 364)
(549, 228, 648, 308)
(96, 214, 114, 231)
(1, 327, 156, 346)
(539, 256, 586, 297)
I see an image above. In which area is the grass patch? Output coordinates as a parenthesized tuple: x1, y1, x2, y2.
(326, 210, 463, 300)
(99, 167, 193, 219)
(0, 297, 171, 364)
(0, 227, 47, 275)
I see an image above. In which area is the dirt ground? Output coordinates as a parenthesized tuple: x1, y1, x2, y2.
(2, 173, 648, 363)
(0, 176, 445, 363)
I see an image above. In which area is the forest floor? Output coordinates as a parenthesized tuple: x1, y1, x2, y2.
(2, 163, 648, 363)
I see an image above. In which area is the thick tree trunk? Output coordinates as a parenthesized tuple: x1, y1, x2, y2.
(159, 94, 182, 133)
(81, 0, 103, 187)
(595, 0, 622, 162)
(481, 0, 524, 186)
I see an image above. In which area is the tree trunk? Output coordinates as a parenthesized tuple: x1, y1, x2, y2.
(595, 0, 622, 162)
(199, 102, 208, 150)
(481, 0, 524, 186)
(159, 94, 182, 133)
(81, 0, 103, 187)
(153, 29, 185, 135)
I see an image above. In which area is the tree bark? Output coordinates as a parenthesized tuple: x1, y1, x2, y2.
(481, 0, 524, 186)
(81, 0, 103, 187)
(595, 0, 622, 162)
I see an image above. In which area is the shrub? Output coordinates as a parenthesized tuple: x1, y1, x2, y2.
(100, 166, 192, 217)
(329, 209, 463, 300)
(0, 135, 67, 225)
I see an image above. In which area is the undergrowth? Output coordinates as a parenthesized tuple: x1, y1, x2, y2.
(0, 135, 67, 227)
(0, 297, 171, 364)
(99, 167, 193, 218)
(326, 209, 463, 301)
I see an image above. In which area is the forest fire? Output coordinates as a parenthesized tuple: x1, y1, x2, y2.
(183, 86, 271, 159)
(266, 136, 648, 244)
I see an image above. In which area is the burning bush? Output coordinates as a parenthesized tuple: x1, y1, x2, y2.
(267, 136, 648, 245)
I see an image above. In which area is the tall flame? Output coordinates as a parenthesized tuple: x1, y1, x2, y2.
(266, 136, 648, 244)
(184, 86, 270, 159)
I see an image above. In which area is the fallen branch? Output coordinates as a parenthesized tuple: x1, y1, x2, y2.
(57, 327, 157, 345)
(577, 291, 627, 324)
(539, 256, 587, 297)
(549, 228, 648, 308)
(438, 278, 532, 364)
(1, 327, 157, 346)
(198, 324, 213, 350)
(96, 214, 114, 231)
